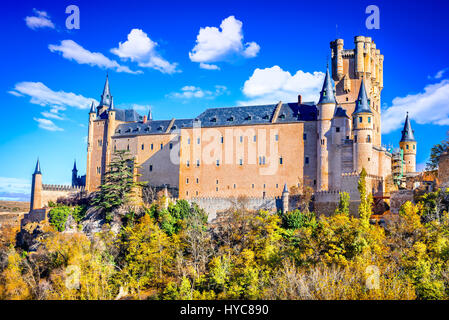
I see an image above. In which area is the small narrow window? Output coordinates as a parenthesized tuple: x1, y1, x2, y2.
(221, 136, 224, 144)
(216, 180, 219, 184)
(280, 157, 283, 165)
(355, 135, 358, 143)
(367, 135, 371, 143)
(303, 133, 307, 140)
(160, 143, 163, 150)
(149, 165, 153, 172)
(406, 145, 409, 150)
(305, 157, 309, 164)
(196, 178, 199, 184)
(187, 138, 190, 145)
(252, 184, 255, 189)
(127, 145, 129, 151)
(186, 160, 190, 167)
(239, 159, 243, 166)
(216, 160, 220, 166)
(233, 184, 236, 189)
(253, 135, 257, 142)
(336, 127, 340, 133)
(169, 143, 173, 149)
(413, 145, 415, 150)
(196, 160, 200, 167)
(275, 134, 279, 141)
(359, 117, 362, 123)
(141, 144, 144, 150)
(186, 178, 189, 184)
(151, 143, 153, 150)
(368, 117, 371, 123)
(240, 136, 243, 143)
(197, 138, 200, 144)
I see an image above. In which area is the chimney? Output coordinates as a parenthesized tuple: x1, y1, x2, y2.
(143, 115, 147, 123)
(298, 94, 302, 105)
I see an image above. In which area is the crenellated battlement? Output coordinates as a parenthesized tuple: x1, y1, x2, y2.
(43, 184, 85, 192)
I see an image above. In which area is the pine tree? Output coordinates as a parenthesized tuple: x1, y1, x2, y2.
(92, 150, 143, 219)
(358, 168, 373, 228)
(335, 192, 350, 216)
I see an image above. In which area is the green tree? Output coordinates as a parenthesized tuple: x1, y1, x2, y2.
(358, 168, 373, 228)
(426, 133, 448, 170)
(335, 192, 350, 216)
(92, 150, 143, 220)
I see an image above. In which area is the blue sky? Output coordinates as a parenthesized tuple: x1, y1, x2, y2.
(1, 0, 448, 201)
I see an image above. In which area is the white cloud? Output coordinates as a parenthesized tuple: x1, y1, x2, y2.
(0, 177, 30, 201)
(33, 118, 63, 131)
(49, 40, 141, 74)
(169, 85, 228, 99)
(429, 68, 448, 80)
(382, 79, 449, 133)
(25, 9, 55, 30)
(111, 29, 179, 74)
(239, 66, 324, 105)
(41, 111, 64, 120)
(9, 81, 97, 110)
(200, 63, 220, 70)
(189, 16, 260, 69)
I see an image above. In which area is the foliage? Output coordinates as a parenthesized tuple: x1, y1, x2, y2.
(426, 134, 449, 170)
(358, 168, 373, 228)
(335, 192, 350, 216)
(48, 205, 87, 231)
(92, 150, 144, 220)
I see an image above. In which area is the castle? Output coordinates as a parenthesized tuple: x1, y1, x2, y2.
(29, 36, 418, 219)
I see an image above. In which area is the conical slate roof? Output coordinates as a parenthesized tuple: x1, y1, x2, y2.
(100, 74, 112, 107)
(353, 78, 372, 114)
(283, 183, 289, 193)
(72, 160, 77, 172)
(318, 65, 336, 105)
(89, 101, 96, 113)
(148, 107, 153, 121)
(34, 158, 41, 174)
(400, 113, 415, 142)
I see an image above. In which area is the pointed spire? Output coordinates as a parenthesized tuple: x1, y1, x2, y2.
(318, 65, 336, 105)
(400, 112, 415, 142)
(148, 107, 152, 121)
(72, 160, 77, 172)
(89, 101, 96, 113)
(109, 96, 115, 110)
(100, 73, 112, 107)
(283, 183, 289, 193)
(353, 78, 372, 114)
(34, 158, 41, 175)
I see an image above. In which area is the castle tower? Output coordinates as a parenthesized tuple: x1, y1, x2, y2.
(330, 36, 383, 147)
(282, 183, 289, 213)
(352, 79, 374, 174)
(72, 160, 78, 187)
(316, 65, 336, 191)
(86, 101, 97, 192)
(30, 158, 43, 211)
(399, 113, 417, 173)
(97, 74, 112, 115)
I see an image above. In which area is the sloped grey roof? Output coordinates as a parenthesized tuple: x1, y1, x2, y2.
(318, 66, 336, 105)
(353, 78, 372, 114)
(112, 102, 318, 137)
(334, 106, 349, 118)
(400, 113, 415, 142)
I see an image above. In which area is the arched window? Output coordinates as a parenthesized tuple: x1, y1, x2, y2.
(367, 135, 371, 143)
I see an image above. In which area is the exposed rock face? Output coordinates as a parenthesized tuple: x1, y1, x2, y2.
(81, 206, 124, 237)
(16, 222, 48, 251)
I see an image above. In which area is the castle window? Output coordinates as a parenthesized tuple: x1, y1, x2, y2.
(368, 157, 371, 162)
(186, 160, 190, 167)
(263, 184, 266, 189)
(149, 165, 153, 172)
(141, 144, 144, 150)
(314, 180, 316, 185)
(196, 178, 199, 184)
(216, 160, 220, 166)
(279, 113, 285, 119)
(252, 184, 255, 189)
(263, 114, 269, 120)
(196, 191, 198, 196)
(197, 138, 200, 144)
(368, 117, 371, 123)
(359, 117, 363, 123)
(354, 135, 358, 143)
(221, 136, 224, 144)
(246, 115, 252, 121)
(253, 135, 257, 142)
(127, 145, 129, 151)
(305, 156, 309, 164)
(211, 116, 217, 122)
(346, 97, 349, 101)
(303, 133, 307, 140)
(196, 160, 200, 167)
(413, 145, 415, 150)
(367, 135, 371, 143)
(216, 187, 218, 191)
(97, 167, 101, 174)
(188, 138, 190, 145)
(406, 145, 409, 150)
(240, 136, 243, 143)
(216, 180, 219, 184)
(227, 116, 234, 122)
(98, 139, 102, 147)
(151, 143, 153, 150)
(114, 146, 117, 152)
(336, 127, 340, 132)
(239, 159, 243, 166)
(186, 178, 189, 184)
(234, 184, 236, 189)
(276, 184, 278, 188)
(280, 157, 283, 165)
(161, 143, 163, 150)
(169, 143, 173, 149)
(321, 139, 325, 145)
(275, 134, 279, 141)
(186, 191, 189, 196)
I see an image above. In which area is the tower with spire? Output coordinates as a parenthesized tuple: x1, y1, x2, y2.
(352, 78, 374, 174)
(30, 158, 43, 211)
(72, 160, 78, 187)
(316, 64, 337, 191)
(399, 112, 417, 173)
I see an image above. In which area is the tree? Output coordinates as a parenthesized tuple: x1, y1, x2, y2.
(426, 132, 449, 171)
(358, 168, 373, 228)
(92, 150, 144, 220)
(335, 192, 350, 216)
